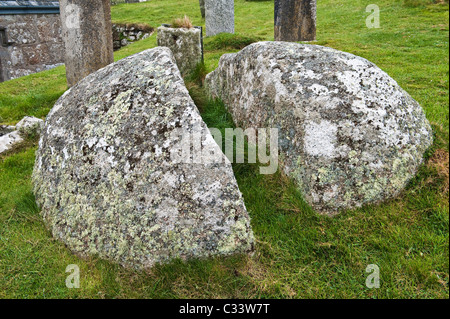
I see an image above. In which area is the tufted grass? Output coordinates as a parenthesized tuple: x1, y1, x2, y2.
(0, 0, 448, 298)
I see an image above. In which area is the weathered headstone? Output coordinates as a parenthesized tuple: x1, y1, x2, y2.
(33, 47, 254, 269)
(59, 0, 114, 87)
(157, 25, 203, 76)
(206, 42, 433, 214)
(199, 0, 205, 19)
(205, 0, 234, 37)
(274, 0, 316, 42)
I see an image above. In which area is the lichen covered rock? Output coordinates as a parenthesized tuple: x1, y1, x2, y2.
(16, 116, 44, 136)
(0, 125, 15, 137)
(206, 41, 433, 214)
(0, 131, 23, 154)
(33, 47, 254, 269)
(0, 116, 44, 155)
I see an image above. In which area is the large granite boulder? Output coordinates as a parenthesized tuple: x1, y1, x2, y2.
(33, 47, 254, 270)
(206, 42, 433, 214)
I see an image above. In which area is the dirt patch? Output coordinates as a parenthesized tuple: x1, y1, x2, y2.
(428, 148, 449, 193)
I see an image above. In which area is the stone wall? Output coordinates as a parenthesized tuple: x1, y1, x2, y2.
(112, 23, 153, 51)
(0, 13, 64, 82)
(0, 14, 64, 81)
(0, 18, 153, 82)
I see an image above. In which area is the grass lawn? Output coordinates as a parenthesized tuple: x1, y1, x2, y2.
(0, 0, 448, 298)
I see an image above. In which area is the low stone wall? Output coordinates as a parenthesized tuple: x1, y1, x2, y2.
(0, 13, 64, 82)
(112, 23, 153, 51)
(0, 16, 153, 82)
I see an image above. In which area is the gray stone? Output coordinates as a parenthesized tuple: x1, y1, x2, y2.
(0, 131, 23, 155)
(0, 125, 15, 137)
(205, 0, 234, 37)
(113, 41, 121, 50)
(112, 24, 154, 51)
(15, 116, 44, 136)
(59, 0, 114, 87)
(205, 42, 433, 215)
(157, 26, 202, 76)
(0, 13, 64, 82)
(33, 47, 254, 270)
(0, 116, 44, 155)
(274, 0, 316, 42)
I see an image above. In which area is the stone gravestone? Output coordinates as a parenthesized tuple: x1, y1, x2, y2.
(199, 0, 205, 18)
(157, 25, 203, 77)
(205, 0, 234, 37)
(59, 0, 114, 87)
(274, 0, 316, 42)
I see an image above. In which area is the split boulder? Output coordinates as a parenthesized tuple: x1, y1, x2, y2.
(33, 47, 254, 269)
(205, 41, 433, 214)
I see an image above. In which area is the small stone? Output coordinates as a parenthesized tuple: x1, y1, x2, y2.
(15, 116, 44, 136)
(113, 41, 121, 50)
(0, 131, 23, 155)
(157, 26, 202, 76)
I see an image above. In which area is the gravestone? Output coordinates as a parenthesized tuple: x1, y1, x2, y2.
(157, 25, 203, 76)
(274, 0, 316, 42)
(205, 0, 234, 37)
(59, 0, 114, 87)
(199, 0, 205, 18)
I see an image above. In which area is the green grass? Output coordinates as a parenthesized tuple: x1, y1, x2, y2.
(0, 0, 448, 298)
